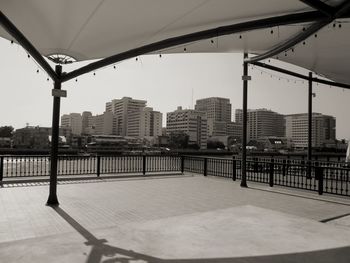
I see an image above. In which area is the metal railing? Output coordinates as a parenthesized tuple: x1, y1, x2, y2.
(183, 156, 350, 197)
(0, 155, 182, 179)
(0, 155, 349, 197)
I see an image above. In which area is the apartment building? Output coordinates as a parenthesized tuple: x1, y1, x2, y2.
(285, 113, 336, 148)
(235, 109, 285, 140)
(166, 106, 207, 149)
(61, 113, 82, 135)
(195, 97, 232, 137)
(106, 97, 147, 136)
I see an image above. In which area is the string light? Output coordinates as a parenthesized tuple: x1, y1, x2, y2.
(18, 20, 347, 83)
(252, 66, 305, 85)
(11, 40, 14, 44)
(75, 78, 78, 82)
(36, 69, 39, 73)
(47, 78, 49, 81)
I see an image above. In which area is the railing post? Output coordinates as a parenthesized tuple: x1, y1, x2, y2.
(253, 157, 258, 172)
(0, 156, 3, 181)
(204, 158, 207, 176)
(143, 155, 146, 175)
(232, 158, 236, 181)
(181, 156, 185, 174)
(282, 159, 286, 177)
(269, 158, 274, 187)
(96, 156, 101, 177)
(307, 160, 312, 179)
(316, 164, 324, 195)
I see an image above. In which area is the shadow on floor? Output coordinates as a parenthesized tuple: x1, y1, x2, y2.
(0, 173, 188, 188)
(52, 207, 350, 263)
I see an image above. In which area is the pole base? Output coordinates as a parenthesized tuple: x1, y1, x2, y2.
(240, 181, 248, 188)
(46, 195, 59, 206)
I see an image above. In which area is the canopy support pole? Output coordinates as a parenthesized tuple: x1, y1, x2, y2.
(61, 11, 334, 82)
(47, 65, 62, 206)
(300, 0, 335, 17)
(250, 62, 350, 90)
(0, 11, 58, 82)
(307, 72, 313, 178)
(241, 53, 249, 188)
(246, 0, 350, 64)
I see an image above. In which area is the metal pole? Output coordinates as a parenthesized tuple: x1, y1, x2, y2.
(307, 72, 313, 178)
(47, 65, 62, 206)
(241, 53, 248, 187)
(0, 156, 3, 181)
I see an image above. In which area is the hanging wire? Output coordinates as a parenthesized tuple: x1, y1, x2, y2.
(18, 19, 348, 82)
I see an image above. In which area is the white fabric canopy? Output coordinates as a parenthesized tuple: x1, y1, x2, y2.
(0, 0, 349, 84)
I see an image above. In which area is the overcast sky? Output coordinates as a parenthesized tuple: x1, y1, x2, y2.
(0, 37, 349, 139)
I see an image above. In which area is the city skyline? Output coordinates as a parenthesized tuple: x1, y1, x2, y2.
(1, 37, 349, 139)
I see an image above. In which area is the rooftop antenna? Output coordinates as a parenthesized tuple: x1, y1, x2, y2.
(191, 88, 194, 109)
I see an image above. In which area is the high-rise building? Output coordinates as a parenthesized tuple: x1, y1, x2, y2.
(81, 111, 93, 135)
(140, 107, 162, 139)
(195, 97, 231, 122)
(226, 122, 243, 141)
(91, 111, 115, 135)
(285, 113, 336, 148)
(195, 97, 232, 137)
(105, 97, 162, 141)
(61, 113, 82, 135)
(106, 97, 147, 136)
(235, 109, 285, 140)
(166, 106, 207, 149)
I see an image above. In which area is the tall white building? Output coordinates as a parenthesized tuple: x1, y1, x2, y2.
(166, 106, 207, 149)
(91, 111, 115, 135)
(106, 97, 146, 136)
(81, 111, 93, 134)
(105, 97, 162, 141)
(61, 113, 82, 135)
(195, 97, 232, 137)
(235, 109, 285, 141)
(140, 107, 162, 139)
(195, 97, 231, 122)
(285, 113, 336, 148)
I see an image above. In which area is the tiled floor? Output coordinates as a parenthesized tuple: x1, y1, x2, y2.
(0, 174, 350, 262)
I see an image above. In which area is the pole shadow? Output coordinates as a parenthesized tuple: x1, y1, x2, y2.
(52, 207, 350, 263)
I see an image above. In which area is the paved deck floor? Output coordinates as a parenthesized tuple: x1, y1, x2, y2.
(0, 174, 350, 262)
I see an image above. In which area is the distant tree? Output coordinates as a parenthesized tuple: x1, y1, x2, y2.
(207, 140, 225, 149)
(169, 131, 189, 149)
(187, 142, 200, 150)
(0, 126, 14, 138)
